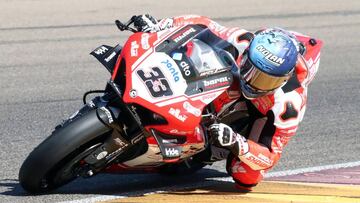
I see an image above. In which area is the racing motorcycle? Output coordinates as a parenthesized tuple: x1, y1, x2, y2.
(19, 18, 323, 193)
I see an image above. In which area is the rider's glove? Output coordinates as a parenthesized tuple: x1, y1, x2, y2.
(209, 123, 249, 156)
(133, 14, 160, 33)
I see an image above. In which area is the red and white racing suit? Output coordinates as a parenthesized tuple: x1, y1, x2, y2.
(159, 15, 313, 188)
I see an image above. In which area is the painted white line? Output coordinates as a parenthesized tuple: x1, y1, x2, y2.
(210, 160, 360, 183)
(58, 195, 126, 203)
(59, 161, 360, 203)
(266, 161, 360, 178)
(156, 96, 187, 107)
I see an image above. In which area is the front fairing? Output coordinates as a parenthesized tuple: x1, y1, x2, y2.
(115, 25, 239, 136)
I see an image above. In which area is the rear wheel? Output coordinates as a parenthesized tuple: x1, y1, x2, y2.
(19, 109, 111, 194)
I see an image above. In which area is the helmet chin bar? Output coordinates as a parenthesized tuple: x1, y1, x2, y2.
(241, 91, 257, 100)
(241, 89, 274, 100)
(240, 79, 274, 100)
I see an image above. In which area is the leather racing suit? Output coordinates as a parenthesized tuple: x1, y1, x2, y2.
(154, 15, 315, 189)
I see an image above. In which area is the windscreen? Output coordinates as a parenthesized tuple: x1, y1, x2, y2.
(188, 28, 239, 76)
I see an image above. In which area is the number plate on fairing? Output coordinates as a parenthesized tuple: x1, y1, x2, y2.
(133, 53, 188, 101)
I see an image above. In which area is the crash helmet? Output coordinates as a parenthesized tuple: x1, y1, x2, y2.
(240, 28, 299, 99)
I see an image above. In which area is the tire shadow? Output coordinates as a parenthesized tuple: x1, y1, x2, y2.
(0, 168, 229, 197)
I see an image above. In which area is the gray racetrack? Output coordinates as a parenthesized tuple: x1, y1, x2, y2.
(1, 0, 359, 202)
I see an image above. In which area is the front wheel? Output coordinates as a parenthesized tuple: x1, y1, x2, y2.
(19, 109, 111, 194)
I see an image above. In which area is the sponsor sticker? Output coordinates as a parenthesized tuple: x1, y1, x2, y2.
(104, 51, 116, 62)
(170, 129, 192, 135)
(169, 107, 187, 122)
(172, 53, 195, 79)
(199, 69, 219, 77)
(161, 59, 180, 82)
(183, 101, 201, 117)
(256, 45, 285, 66)
(94, 46, 108, 55)
(179, 61, 192, 76)
(201, 93, 217, 101)
(172, 27, 196, 43)
(162, 139, 179, 144)
(164, 147, 180, 157)
(131, 41, 139, 57)
(203, 76, 229, 89)
(141, 33, 150, 50)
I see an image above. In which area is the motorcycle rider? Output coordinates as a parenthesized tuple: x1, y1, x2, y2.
(132, 14, 319, 191)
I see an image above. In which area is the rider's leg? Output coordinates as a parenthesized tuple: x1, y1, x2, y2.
(226, 154, 264, 191)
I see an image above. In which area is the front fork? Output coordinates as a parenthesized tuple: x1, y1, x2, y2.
(77, 94, 144, 177)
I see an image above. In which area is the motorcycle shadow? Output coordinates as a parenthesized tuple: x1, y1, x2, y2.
(0, 168, 229, 196)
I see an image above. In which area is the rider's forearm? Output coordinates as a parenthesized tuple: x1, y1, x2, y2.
(159, 15, 230, 36)
(170, 15, 212, 27)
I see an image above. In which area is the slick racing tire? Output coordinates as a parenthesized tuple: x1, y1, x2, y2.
(19, 108, 111, 194)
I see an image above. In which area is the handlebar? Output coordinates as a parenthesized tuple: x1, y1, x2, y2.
(115, 17, 137, 33)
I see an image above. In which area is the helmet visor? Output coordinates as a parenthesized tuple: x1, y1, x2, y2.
(240, 56, 292, 91)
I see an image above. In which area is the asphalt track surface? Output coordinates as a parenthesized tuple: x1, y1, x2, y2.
(1, 0, 360, 202)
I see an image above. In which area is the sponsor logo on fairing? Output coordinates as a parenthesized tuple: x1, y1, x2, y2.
(183, 101, 201, 117)
(94, 46, 108, 55)
(164, 147, 180, 157)
(256, 45, 285, 65)
(180, 61, 191, 76)
(201, 93, 217, 101)
(104, 51, 116, 62)
(172, 27, 196, 43)
(168, 107, 187, 122)
(162, 139, 178, 144)
(141, 33, 150, 50)
(199, 69, 221, 77)
(170, 129, 192, 135)
(130, 41, 139, 57)
(161, 59, 180, 82)
(203, 77, 229, 88)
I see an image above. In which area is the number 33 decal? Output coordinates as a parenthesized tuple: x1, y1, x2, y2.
(137, 67, 173, 97)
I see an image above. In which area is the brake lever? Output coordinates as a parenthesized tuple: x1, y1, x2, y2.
(115, 20, 125, 31)
(115, 19, 137, 33)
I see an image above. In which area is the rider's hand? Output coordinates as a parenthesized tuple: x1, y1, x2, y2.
(209, 123, 249, 156)
(133, 14, 160, 33)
